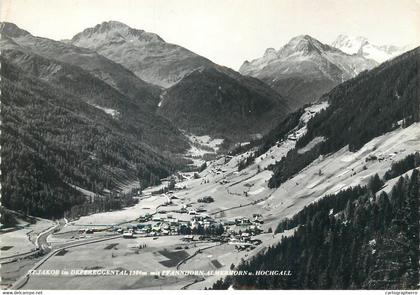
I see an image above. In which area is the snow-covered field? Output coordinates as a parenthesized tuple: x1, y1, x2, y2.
(187, 135, 224, 152)
(183, 133, 224, 166)
(0, 218, 55, 259)
(62, 195, 166, 231)
(264, 122, 420, 222)
(188, 228, 297, 290)
(23, 235, 210, 290)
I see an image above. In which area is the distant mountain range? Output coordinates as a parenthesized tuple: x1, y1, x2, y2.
(239, 35, 378, 110)
(331, 34, 414, 63)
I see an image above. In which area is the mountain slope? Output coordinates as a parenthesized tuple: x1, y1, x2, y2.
(158, 67, 291, 141)
(0, 23, 194, 219)
(0, 22, 188, 153)
(228, 169, 419, 290)
(331, 34, 414, 63)
(0, 58, 186, 218)
(297, 46, 420, 153)
(70, 20, 215, 88)
(239, 35, 377, 110)
(0, 22, 161, 106)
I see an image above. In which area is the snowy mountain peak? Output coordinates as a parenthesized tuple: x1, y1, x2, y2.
(331, 34, 369, 55)
(290, 34, 321, 44)
(331, 34, 413, 63)
(281, 35, 331, 56)
(336, 34, 368, 43)
(97, 20, 130, 29)
(69, 20, 216, 88)
(289, 34, 321, 46)
(239, 34, 378, 110)
(71, 20, 164, 49)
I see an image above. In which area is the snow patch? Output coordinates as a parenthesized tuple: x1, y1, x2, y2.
(183, 133, 225, 167)
(248, 187, 266, 195)
(187, 134, 224, 151)
(91, 104, 120, 118)
(341, 154, 356, 163)
(297, 136, 325, 154)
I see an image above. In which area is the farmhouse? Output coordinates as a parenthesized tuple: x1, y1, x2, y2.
(122, 231, 134, 238)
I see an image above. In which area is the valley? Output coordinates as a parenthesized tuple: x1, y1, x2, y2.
(1, 15, 419, 291)
(2, 101, 419, 290)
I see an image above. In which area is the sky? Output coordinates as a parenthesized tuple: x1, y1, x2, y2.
(1, 0, 419, 70)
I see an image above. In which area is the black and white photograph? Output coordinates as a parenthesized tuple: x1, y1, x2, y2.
(0, 0, 419, 292)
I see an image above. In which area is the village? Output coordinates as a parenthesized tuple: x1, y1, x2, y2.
(76, 189, 265, 253)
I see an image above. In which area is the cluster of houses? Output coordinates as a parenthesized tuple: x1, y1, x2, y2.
(223, 215, 264, 251)
(114, 209, 225, 238)
(75, 184, 267, 247)
(100, 186, 267, 243)
(223, 215, 263, 236)
(229, 236, 262, 251)
(209, 166, 227, 176)
(114, 207, 265, 245)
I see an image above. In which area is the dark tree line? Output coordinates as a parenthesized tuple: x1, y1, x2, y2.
(238, 155, 256, 171)
(384, 152, 420, 180)
(178, 223, 225, 236)
(268, 142, 322, 188)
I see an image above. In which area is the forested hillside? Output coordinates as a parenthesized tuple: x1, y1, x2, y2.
(213, 155, 419, 289)
(159, 67, 290, 141)
(0, 48, 188, 154)
(0, 59, 185, 218)
(298, 47, 419, 153)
